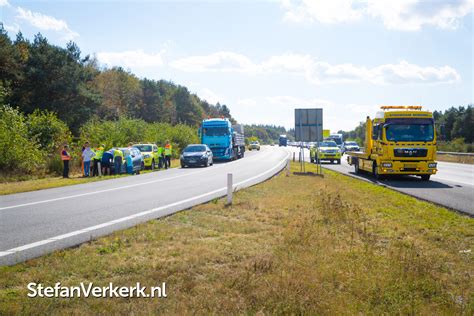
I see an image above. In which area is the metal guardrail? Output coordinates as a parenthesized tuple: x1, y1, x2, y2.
(437, 151, 474, 156)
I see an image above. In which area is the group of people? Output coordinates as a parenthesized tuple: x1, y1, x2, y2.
(60, 141, 173, 178)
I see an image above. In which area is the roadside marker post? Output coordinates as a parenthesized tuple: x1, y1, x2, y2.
(286, 159, 291, 177)
(227, 173, 233, 205)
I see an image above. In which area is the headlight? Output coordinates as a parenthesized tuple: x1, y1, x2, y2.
(201, 154, 207, 159)
(428, 163, 437, 168)
(382, 162, 392, 168)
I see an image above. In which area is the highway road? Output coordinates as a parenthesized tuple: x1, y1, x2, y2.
(0, 146, 290, 266)
(290, 147, 473, 216)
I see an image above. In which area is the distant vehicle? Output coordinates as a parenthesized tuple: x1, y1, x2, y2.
(133, 143, 159, 169)
(279, 135, 288, 146)
(199, 118, 245, 161)
(341, 141, 360, 154)
(180, 144, 213, 168)
(248, 141, 261, 151)
(310, 141, 341, 164)
(326, 134, 343, 148)
(114, 147, 144, 174)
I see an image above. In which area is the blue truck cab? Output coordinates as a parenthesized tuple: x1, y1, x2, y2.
(199, 118, 245, 161)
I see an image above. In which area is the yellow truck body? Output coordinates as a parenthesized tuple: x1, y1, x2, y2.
(346, 106, 437, 181)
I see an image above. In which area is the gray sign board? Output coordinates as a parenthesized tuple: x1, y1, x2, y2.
(294, 108, 323, 142)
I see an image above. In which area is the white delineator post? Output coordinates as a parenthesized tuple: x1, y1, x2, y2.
(286, 159, 291, 176)
(227, 173, 233, 205)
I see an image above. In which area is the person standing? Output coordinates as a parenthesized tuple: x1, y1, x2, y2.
(164, 140, 172, 169)
(61, 145, 71, 178)
(113, 148, 124, 175)
(92, 145, 104, 176)
(157, 145, 164, 169)
(81, 142, 96, 177)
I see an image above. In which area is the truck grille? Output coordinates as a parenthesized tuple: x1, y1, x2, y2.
(394, 148, 427, 157)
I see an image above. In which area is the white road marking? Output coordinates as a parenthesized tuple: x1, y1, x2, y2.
(0, 151, 290, 258)
(0, 148, 274, 211)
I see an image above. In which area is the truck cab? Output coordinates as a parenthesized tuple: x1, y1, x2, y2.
(199, 118, 245, 161)
(347, 106, 437, 180)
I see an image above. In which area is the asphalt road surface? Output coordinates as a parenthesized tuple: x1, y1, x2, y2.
(290, 147, 473, 216)
(0, 146, 290, 266)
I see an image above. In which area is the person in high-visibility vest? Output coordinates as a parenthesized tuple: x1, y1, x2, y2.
(164, 141, 172, 169)
(157, 146, 165, 169)
(61, 145, 71, 178)
(92, 145, 104, 176)
(113, 148, 124, 175)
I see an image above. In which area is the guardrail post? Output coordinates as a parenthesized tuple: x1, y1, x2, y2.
(227, 173, 233, 205)
(286, 159, 291, 176)
(293, 152, 295, 162)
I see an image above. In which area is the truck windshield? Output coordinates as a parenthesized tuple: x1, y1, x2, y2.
(385, 124, 434, 142)
(203, 127, 229, 136)
(328, 137, 342, 145)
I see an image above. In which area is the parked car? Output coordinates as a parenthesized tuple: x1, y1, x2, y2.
(180, 144, 213, 168)
(248, 141, 261, 151)
(309, 141, 341, 164)
(133, 143, 159, 169)
(341, 141, 360, 154)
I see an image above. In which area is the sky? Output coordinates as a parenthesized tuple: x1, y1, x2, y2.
(1, 0, 473, 132)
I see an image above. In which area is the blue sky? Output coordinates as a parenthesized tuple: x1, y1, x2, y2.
(1, 0, 473, 132)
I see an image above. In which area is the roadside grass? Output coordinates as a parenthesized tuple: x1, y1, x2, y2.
(0, 162, 472, 314)
(437, 153, 474, 164)
(0, 159, 180, 195)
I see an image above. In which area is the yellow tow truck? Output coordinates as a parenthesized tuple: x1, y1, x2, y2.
(346, 106, 437, 181)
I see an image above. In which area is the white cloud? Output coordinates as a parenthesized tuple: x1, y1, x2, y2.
(281, 0, 474, 31)
(171, 52, 461, 85)
(15, 7, 79, 40)
(366, 0, 474, 31)
(3, 22, 19, 34)
(170, 51, 255, 73)
(97, 50, 164, 68)
(198, 88, 221, 105)
(0, 0, 10, 7)
(282, 0, 363, 24)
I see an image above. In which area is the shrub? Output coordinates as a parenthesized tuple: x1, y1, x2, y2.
(0, 105, 43, 174)
(80, 117, 199, 158)
(27, 109, 72, 153)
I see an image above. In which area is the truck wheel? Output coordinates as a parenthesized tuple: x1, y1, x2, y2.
(373, 163, 384, 180)
(330, 160, 334, 164)
(354, 159, 360, 174)
(310, 157, 314, 163)
(421, 174, 431, 181)
(337, 159, 341, 164)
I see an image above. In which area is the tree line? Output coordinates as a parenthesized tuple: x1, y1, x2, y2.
(244, 124, 292, 144)
(0, 25, 233, 135)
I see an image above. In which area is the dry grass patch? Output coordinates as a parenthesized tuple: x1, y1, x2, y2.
(0, 162, 472, 314)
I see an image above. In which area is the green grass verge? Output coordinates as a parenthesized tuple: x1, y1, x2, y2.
(0, 162, 472, 314)
(0, 160, 180, 195)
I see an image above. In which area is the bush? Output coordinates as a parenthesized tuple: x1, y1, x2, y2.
(80, 117, 199, 158)
(27, 109, 72, 153)
(0, 105, 43, 174)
